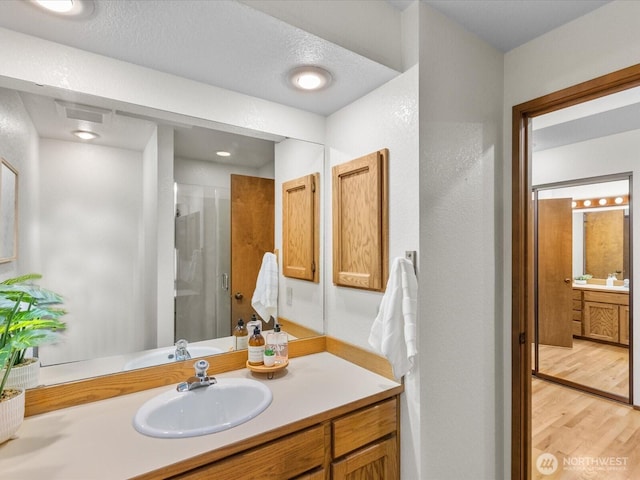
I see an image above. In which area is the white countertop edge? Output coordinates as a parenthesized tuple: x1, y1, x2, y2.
(0, 352, 401, 480)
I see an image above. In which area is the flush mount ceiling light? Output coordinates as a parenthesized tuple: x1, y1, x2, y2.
(31, 0, 94, 17)
(288, 66, 332, 91)
(72, 130, 99, 140)
(216, 151, 231, 157)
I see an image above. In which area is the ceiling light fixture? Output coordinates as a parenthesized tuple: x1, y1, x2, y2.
(288, 66, 332, 91)
(72, 130, 99, 140)
(216, 151, 231, 157)
(32, 0, 94, 17)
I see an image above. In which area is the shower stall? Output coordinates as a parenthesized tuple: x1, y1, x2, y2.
(174, 183, 231, 342)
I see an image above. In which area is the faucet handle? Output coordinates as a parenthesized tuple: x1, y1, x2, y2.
(194, 359, 209, 378)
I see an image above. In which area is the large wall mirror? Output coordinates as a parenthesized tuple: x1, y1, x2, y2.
(0, 83, 325, 388)
(534, 176, 632, 401)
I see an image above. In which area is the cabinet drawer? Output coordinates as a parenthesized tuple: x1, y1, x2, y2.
(572, 310, 582, 322)
(572, 320, 582, 336)
(572, 289, 582, 300)
(583, 290, 629, 306)
(333, 398, 397, 459)
(174, 425, 325, 479)
(572, 299, 582, 311)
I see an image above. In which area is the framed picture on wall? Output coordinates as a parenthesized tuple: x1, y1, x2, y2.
(0, 158, 18, 263)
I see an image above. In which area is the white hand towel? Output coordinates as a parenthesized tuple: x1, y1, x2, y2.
(251, 252, 279, 322)
(368, 257, 418, 379)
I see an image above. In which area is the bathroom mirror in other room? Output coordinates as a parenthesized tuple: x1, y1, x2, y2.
(0, 84, 325, 388)
(533, 176, 631, 401)
(0, 158, 18, 263)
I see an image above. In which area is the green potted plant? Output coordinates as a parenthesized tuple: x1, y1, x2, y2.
(574, 274, 593, 285)
(0, 273, 66, 444)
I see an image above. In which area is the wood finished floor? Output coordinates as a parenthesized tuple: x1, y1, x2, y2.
(536, 338, 629, 397)
(532, 378, 640, 479)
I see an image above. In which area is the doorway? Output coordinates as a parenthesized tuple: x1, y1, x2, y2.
(512, 63, 640, 479)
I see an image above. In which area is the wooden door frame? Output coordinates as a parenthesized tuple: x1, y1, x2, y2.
(512, 63, 640, 479)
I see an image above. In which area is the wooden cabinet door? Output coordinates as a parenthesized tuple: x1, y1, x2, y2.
(332, 437, 398, 480)
(619, 305, 630, 346)
(282, 173, 319, 282)
(583, 301, 619, 342)
(332, 150, 388, 291)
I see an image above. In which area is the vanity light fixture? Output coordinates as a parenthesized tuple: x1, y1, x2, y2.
(599, 198, 608, 206)
(571, 201, 577, 208)
(615, 196, 624, 204)
(72, 130, 99, 140)
(216, 151, 231, 157)
(31, 0, 93, 16)
(288, 66, 332, 91)
(583, 199, 592, 207)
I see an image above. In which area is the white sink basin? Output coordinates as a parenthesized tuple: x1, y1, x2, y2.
(132, 378, 272, 438)
(123, 346, 223, 371)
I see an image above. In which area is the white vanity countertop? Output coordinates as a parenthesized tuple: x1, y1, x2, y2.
(572, 283, 629, 293)
(0, 352, 401, 480)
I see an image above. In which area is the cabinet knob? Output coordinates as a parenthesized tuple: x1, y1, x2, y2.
(234, 292, 244, 300)
(564, 278, 571, 284)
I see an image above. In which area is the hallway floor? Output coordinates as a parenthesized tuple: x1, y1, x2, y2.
(532, 378, 640, 479)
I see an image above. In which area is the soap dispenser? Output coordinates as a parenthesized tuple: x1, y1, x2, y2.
(233, 318, 248, 350)
(248, 326, 265, 366)
(606, 274, 614, 287)
(267, 323, 288, 366)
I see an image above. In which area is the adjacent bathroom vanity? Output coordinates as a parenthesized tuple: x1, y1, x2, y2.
(572, 284, 629, 345)
(0, 351, 402, 479)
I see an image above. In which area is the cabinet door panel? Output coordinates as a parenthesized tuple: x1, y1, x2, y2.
(620, 305, 630, 346)
(332, 437, 397, 480)
(332, 149, 388, 291)
(583, 301, 619, 342)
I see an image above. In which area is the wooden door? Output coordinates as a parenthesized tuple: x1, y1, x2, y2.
(230, 175, 274, 330)
(537, 198, 573, 347)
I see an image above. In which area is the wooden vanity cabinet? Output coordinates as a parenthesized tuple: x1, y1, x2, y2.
(572, 288, 583, 336)
(331, 398, 398, 480)
(164, 397, 399, 480)
(582, 290, 629, 344)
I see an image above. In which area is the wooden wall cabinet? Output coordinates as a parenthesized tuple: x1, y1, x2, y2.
(332, 149, 388, 291)
(160, 397, 399, 480)
(282, 173, 320, 282)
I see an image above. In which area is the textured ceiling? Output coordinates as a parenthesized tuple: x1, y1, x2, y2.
(0, 0, 398, 117)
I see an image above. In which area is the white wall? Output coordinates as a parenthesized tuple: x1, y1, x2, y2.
(37, 139, 144, 365)
(418, 3, 504, 479)
(174, 157, 265, 187)
(274, 138, 325, 334)
(326, 65, 420, 478)
(0, 88, 39, 280)
(504, 0, 640, 473)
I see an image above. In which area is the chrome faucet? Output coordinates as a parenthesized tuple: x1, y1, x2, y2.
(176, 359, 216, 392)
(174, 339, 191, 361)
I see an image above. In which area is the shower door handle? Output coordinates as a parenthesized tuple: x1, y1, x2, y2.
(221, 273, 229, 291)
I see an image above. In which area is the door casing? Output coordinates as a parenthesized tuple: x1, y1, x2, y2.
(511, 63, 640, 480)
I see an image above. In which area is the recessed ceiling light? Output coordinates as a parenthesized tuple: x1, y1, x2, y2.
(288, 66, 332, 91)
(31, 0, 94, 17)
(216, 151, 231, 157)
(72, 130, 99, 140)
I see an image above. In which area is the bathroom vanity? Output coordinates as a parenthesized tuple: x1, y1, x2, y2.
(572, 284, 630, 345)
(0, 351, 402, 479)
